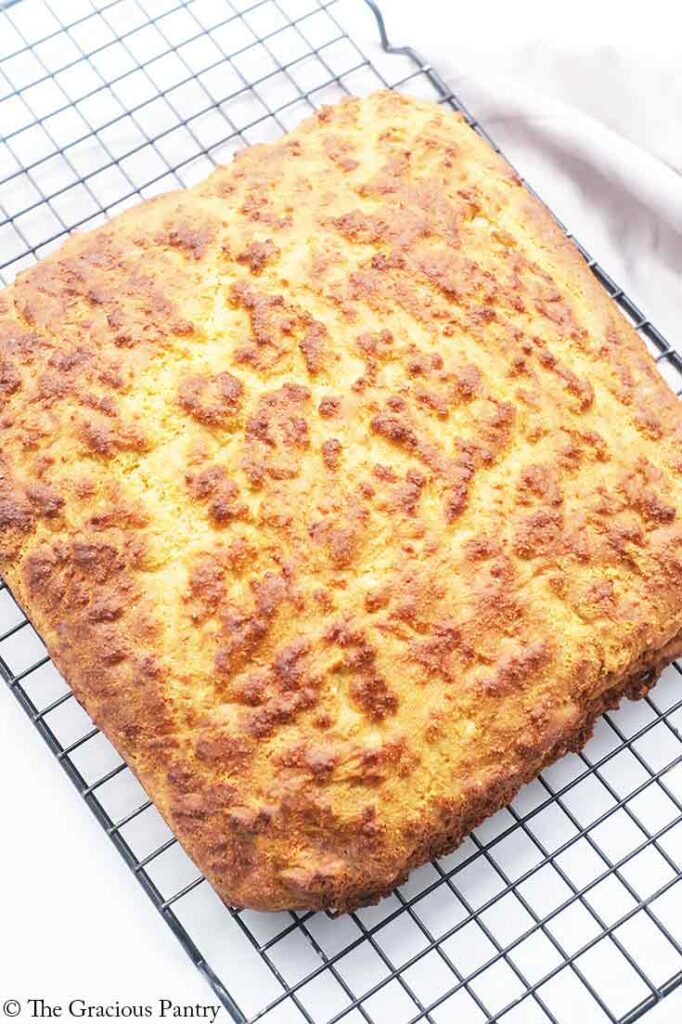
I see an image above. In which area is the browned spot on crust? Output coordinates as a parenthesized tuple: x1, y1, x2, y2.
(323, 134, 359, 172)
(236, 239, 279, 274)
(392, 469, 426, 515)
(178, 371, 244, 427)
(0, 360, 20, 398)
(518, 464, 563, 506)
(370, 398, 512, 522)
(409, 620, 472, 683)
(230, 282, 289, 345)
(187, 554, 226, 618)
(0, 497, 33, 532)
(299, 321, 327, 375)
(534, 339, 594, 412)
(186, 464, 248, 525)
(230, 282, 326, 373)
(80, 417, 149, 456)
(318, 396, 340, 418)
(161, 219, 214, 260)
(322, 438, 342, 470)
(243, 383, 310, 484)
(26, 483, 64, 517)
(332, 210, 387, 245)
(514, 508, 563, 559)
(370, 409, 419, 450)
(196, 731, 254, 768)
(326, 621, 399, 721)
(310, 516, 360, 568)
(480, 642, 552, 695)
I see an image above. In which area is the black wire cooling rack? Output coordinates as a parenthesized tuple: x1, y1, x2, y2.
(2, 1, 682, 1022)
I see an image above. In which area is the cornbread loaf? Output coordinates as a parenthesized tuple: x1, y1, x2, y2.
(2, 91, 682, 913)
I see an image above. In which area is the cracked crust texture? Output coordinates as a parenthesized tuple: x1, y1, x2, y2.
(2, 91, 682, 912)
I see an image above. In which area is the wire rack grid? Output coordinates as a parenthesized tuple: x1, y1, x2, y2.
(2, 1, 682, 1022)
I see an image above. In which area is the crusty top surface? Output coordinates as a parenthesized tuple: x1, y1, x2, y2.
(2, 91, 682, 911)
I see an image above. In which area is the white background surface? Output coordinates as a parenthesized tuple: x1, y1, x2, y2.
(0, 686, 213, 1011)
(1, 0, 682, 1021)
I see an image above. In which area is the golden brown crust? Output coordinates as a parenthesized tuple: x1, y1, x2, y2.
(2, 91, 682, 912)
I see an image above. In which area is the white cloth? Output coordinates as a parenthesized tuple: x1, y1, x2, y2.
(359, 0, 682, 345)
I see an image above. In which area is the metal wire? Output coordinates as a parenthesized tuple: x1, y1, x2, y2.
(1, 2, 682, 1023)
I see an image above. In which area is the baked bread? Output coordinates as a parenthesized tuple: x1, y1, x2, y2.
(2, 91, 682, 913)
